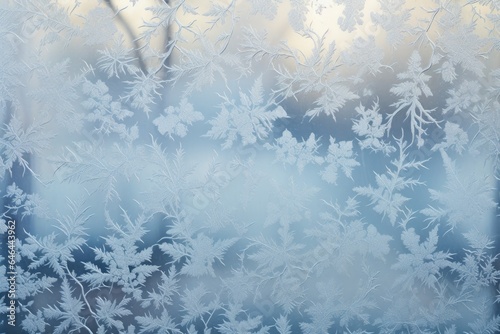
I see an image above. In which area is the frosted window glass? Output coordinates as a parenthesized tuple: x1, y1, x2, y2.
(1, 1, 499, 333)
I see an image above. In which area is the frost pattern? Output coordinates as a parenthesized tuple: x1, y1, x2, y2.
(1, 0, 499, 333)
